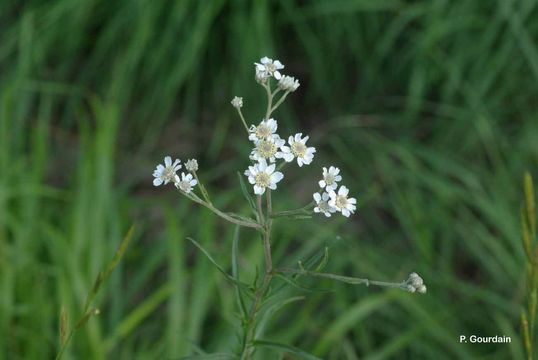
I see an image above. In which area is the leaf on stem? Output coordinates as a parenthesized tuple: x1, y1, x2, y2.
(187, 237, 253, 295)
(237, 171, 257, 216)
(232, 226, 248, 318)
(274, 273, 331, 293)
(255, 296, 305, 338)
(252, 340, 323, 360)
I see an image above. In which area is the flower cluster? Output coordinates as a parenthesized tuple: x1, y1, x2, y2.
(314, 166, 356, 217)
(236, 57, 320, 196)
(405, 273, 427, 294)
(233, 57, 357, 217)
(152, 156, 198, 194)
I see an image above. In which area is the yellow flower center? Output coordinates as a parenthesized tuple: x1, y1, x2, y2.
(325, 174, 335, 185)
(291, 142, 307, 157)
(336, 195, 348, 209)
(256, 124, 272, 139)
(257, 140, 277, 158)
(178, 180, 191, 192)
(255, 172, 271, 188)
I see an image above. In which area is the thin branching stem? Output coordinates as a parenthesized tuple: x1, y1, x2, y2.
(187, 192, 261, 230)
(236, 107, 250, 134)
(275, 268, 410, 290)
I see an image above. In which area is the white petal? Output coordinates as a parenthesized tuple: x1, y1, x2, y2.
(313, 193, 321, 202)
(348, 198, 357, 204)
(294, 133, 302, 141)
(254, 185, 265, 195)
(153, 178, 163, 186)
(164, 156, 172, 167)
(342, 209, 350, 217)
(322, 192, 330, 201)
(258, 158, 268, 171)
(190, 179, 198, 186)
(283, 152, 294, 162)
(266, 164, 276, 174)
(273, 60, 284, 69)
(314, 207, 321, 213)
(270, 171, 283, 184)
(339, 186, 349, 196)
(273, 71, 282, 80)
(319, 180, 326, 188)
(335, 175, 342, 182)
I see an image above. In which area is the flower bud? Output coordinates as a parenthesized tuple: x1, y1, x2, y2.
(231, 96, 243, 109)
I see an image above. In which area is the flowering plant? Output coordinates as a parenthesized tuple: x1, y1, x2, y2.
(153, 56, 426, 358)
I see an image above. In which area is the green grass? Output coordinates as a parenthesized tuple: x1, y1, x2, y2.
(1, 0, 538, 358)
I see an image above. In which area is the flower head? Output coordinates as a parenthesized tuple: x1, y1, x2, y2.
(278, 75, 300, 92)
(231, 96, 243, 109)
(249, 118, 278, 142)
(174, 172, 197, 193)
(153, 156, 181, 186)
(185, 159, 199, 172)
(313, 192, 336, 217)
(328, 185, 356, 217)
(250, 135, 286, 163)
(255, 56, 284, 80)
(405, 273, 427, 294)
(319, 166, 342, 191)
(244, 159, 284, 195)
(280, 133, 316, 167)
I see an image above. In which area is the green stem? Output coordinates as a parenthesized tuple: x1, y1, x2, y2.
(276, 268, 409, 290)
(263, 82, 273, 120)
(270, 91, 290, 113)
(192, 171, 212, 205)
(270, 201, 316, 218)
(241, 192, 274, 359)
(187, 192, 261, 230)
(236, 107, 250, 134)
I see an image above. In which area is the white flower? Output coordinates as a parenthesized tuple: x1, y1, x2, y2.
(231, 96, 243, 108)
(174, 172, 197, 193)
(250, 135, 286, 163)
(328, 185, 356, 217)
(185, 159, 198, 172)
(313, 192, 336, 217)
(319, 166, 342, 191)
(278, 75, 300, 92)
(255, 56, 284, 80)
(244, 159, 284, 195)
(153, 156, 181, 186)
(249, 118, 278, 142)
(279, 133, 316, 167)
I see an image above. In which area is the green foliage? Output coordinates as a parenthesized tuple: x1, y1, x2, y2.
(1, 0, 538, 358)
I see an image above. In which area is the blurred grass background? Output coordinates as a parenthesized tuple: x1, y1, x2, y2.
(1, 0, 538, 358)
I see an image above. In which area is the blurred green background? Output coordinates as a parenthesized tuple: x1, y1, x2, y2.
(2, 0, 538, 358)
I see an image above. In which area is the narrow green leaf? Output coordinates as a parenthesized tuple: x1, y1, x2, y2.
(314, 247, 330, 272)
(187, 237, 253, 295)
(524, 172, 536, 237)
(178, 353, 237, 360)
(253, 340, 323, 360)
(232, 226, 248, 318)
(274, 274, 331, 293)
(255, 296, 305, 338)
(237, 171, 257, 215)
